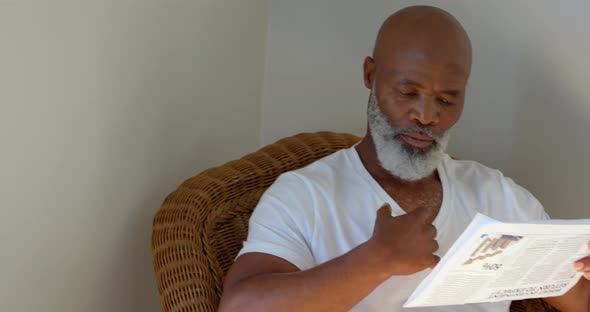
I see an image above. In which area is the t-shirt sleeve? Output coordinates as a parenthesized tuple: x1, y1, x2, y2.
(504, 177, 550, 222)
(236, 172, 316, 271)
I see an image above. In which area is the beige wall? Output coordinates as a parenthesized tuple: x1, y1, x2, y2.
(260, 0, 590, 219)
(0, 1, 268, 311)
(1, 1, 588, 310)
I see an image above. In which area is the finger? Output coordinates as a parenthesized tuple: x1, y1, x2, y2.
(584, 241, 590, 280)
(428, 254, 441, 269)
(376, 203, 392, 219)
(431, 240, 439, 253)
(424, 224, 437, 238)
(423, 206, 438, 224)
(574, 256, 590, 272)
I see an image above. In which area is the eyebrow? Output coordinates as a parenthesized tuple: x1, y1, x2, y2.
(441, 90, 462, 97)
(398, 79, 462, 97)
(399, 79, 423, 87)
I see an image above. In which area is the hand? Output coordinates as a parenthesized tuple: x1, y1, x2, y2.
(365, 204, 440, 276)
(574, 240, 590, 280)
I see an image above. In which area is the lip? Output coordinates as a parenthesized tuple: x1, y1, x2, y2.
(399, 133, 434, 149)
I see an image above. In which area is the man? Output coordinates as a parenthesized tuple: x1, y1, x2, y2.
(219, 5, 590, 312)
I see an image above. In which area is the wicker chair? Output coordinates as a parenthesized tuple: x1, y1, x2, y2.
(151, 131, 558, 312)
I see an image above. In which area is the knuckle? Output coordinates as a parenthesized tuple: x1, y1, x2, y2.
(422, 224, 437, 236)
(423, 256, 436, 267)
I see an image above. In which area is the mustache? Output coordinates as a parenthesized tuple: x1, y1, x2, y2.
(387, 126, 443, 144)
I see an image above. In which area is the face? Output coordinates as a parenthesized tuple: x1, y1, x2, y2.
(365, 50, 469, 150)
(363, 45, 470, 180)
(367, 83, 451, 181)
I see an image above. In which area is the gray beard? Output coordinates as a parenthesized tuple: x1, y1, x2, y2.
(367, 89, 450, 181)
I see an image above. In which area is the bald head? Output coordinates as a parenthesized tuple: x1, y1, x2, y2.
(368, 5, 472, 85)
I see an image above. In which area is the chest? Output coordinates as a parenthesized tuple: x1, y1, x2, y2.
(381, 180, 443, 213)
(311, 177, 467, 264)
(311, 187, 470, 268)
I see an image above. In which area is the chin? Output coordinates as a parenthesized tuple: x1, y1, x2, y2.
(399, 140, 436, 156)
(372, 134, 448, 181)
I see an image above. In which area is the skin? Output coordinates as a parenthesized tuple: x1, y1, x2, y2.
(219, 5, 590, 312)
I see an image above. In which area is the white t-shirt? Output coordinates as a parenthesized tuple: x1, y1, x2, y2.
(238, 146, 549, 311)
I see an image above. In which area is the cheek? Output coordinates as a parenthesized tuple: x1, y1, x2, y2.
(439, 105, 464, 130)
(377, 97, 408, 124)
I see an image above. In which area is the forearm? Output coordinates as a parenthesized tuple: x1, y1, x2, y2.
(219, 243, 390, 312)
(543, 278, 590, 312)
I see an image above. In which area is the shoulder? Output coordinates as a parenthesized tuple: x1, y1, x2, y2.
(270, 147, 352, 192)
(443, 156, 549, 222)
(445, 156, 505, 182)
(255, 147, 352, 216)
(444, 156, 512, 197)
(445, 156, 522, 193)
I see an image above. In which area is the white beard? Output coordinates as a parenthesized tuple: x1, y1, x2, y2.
(367, 88, 450, 181)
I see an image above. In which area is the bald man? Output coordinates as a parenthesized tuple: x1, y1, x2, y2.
(219, 6, 590, 312)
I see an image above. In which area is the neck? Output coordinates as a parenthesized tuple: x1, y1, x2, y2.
(355, 132, 438, 186)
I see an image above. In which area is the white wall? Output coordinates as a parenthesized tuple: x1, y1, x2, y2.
(260, 0, 590, 219)
(506, 2, 590, 219)
(0, 1, 268, 311)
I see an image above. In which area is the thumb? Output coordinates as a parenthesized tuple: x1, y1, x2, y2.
(376, 203, 393, 219)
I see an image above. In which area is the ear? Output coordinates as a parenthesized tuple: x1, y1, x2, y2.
(363, 56, 376, 90)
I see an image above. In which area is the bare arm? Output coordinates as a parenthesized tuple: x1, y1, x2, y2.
(543, 277, 590, 312)
(543, 243, 590, 312)
(219, 204, 439, 312)
(219, 243, 388, 312)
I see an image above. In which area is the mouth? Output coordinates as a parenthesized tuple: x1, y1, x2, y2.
(398, 133, 435, 149)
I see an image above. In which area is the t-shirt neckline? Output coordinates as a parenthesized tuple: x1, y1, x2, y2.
(345, 146, 452, 229)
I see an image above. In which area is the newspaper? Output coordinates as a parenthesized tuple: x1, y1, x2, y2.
(404, 213, 590, 308)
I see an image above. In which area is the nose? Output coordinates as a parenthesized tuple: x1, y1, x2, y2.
(409, 96, 439, 126)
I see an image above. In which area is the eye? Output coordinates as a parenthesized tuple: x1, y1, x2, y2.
(398, 89, 418, 97)
(438, 97, 454, 106)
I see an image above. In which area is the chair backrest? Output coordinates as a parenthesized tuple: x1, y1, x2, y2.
(151, 132, 360, 312)
(150, 131, 556, 312)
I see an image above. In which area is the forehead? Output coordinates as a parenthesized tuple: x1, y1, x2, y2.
(383, 48, 470, 83)
(377, 34, 472, 85)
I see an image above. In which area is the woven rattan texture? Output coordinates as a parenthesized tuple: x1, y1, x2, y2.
(151, 131, 558, 312)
